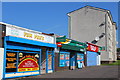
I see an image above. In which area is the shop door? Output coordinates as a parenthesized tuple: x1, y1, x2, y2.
(41, 48, 54, 74)
(87, 51, 97, 66)
(46, 50, 54, 73)
(70, 53, 76, 70)
(41, 47, 47, 74)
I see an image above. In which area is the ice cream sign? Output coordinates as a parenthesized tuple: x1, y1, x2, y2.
(87, 43, 99, 52)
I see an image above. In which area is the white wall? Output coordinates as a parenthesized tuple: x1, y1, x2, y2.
(0, 48, 4, 80)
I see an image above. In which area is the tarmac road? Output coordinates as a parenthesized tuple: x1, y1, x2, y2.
(7, 65, 119, 80)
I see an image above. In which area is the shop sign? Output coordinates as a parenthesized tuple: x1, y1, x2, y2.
(56, 42, 62, 47)
(6, 52, 17, 72)
(6, 26, 55, 44)
(18, 53, 39, 72)
(87, 44, 99, 52)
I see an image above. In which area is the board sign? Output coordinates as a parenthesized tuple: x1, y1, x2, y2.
(18, 53, 39, 72)
(6, 52, 17, 72)
(6, 26, 55, 44)
(87, 44, 99, 52)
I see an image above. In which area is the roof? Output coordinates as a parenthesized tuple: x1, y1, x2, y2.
(67, 6, 114, 24)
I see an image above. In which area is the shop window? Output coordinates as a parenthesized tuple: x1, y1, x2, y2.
(18, 52, 39, 72)
(59, 53, 70, 67)
(6, 51, 40, 73)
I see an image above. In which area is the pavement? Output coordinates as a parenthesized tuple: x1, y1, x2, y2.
(7, 65, 119, 80)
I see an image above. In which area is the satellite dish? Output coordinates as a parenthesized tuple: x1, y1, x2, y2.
(95, 37, 99, 41)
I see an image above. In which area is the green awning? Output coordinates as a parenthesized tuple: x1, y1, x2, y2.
(56, 36, 66, 42)
(56, 36, 87, 52)
(61, 44, 85, 52)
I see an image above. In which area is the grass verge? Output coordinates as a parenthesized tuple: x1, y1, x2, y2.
(102, 60, 120, 65)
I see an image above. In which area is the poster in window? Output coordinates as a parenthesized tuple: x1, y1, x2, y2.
(59, 54, 65, 67)
(18, 53, 39, 72)
(48, 54, 52, 70)
(65, 54, 69, 60)
(60, 54, 64, 60)
(65, 54, 69, 66)
(6, 52, 17, 72)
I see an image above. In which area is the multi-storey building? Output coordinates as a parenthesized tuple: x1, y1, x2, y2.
(67, 6, 117, 63)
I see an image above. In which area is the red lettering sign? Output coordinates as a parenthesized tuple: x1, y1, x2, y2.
(87, 43, 99, 52)
(56, 42, 62, 47)
(18, 58, 39, 72)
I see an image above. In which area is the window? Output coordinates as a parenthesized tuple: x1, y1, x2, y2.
(59, 53, 70, 67)
(6, 51, 40, 73)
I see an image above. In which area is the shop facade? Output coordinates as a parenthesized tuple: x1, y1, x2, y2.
(86, 42, 101, 66)
(55, 36, 86, 71)
(0, 23, 56, 79)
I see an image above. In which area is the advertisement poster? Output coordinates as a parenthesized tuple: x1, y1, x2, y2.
(65, 54, 70, 66)
(48, 54, 52, 70)
(77, 54, 84, 61)
(60, 54, 64, 60)
(65, 54, 69, 60)
(18, 53, 39, 72)
(6, 52, 17, 72)
(59, 54, 65, 67)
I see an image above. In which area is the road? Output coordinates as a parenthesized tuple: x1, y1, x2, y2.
(7, 65, 119, 80)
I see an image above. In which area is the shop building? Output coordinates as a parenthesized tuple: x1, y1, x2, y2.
(67, 6, 117, 63)
(55, 36, 86, 71)
(0, 22, 56, 79)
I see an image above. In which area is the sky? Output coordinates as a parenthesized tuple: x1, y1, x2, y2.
(1, 2, 119, 47)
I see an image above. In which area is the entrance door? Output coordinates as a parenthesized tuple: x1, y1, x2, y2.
(70, 52, 76, 70)
(47, 50, 54, 73)
(41, 47, 47, 74)
(41, 48, 54, 74)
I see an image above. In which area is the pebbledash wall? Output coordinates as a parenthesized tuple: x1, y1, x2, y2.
(67, 6, 117, 63)
(0, 22, 56, 79)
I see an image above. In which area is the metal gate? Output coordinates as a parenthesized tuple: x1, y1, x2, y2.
(87, 51, 98, 66)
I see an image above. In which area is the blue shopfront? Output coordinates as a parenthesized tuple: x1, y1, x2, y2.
(1, 24, 56, 79)
(86, 43, 101, 66)
(55, 36, 86, 71)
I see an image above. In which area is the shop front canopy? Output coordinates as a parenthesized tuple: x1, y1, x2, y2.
(56, 36, 87, 52)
